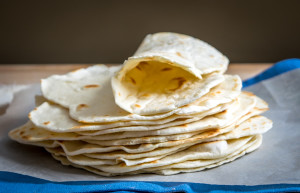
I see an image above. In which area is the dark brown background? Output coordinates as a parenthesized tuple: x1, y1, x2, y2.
(1, 0, 299, 64)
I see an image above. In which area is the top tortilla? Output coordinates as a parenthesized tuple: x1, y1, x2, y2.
(112, 32, 228, 115)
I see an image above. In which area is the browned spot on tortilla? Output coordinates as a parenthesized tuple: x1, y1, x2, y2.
(193, 129, 220, 140)
(216, 91, 221, 94)
(176, 52, 183, 57)
(183, 103, 190, 107)
(141, 93, 150, 97)
(141, 137, 150, 141)
(261, 107, 269, 111)
(139, 61, 149, 65)
(43, 121, 50, 125)
(118, 92, 121, 96)
(71, 125, 86, 129)
(20, 131, 25, 135)
(22, 135, 29, 140)
(130, 77, 136, 84)
(151, 160, 158, 164)
(84, 84, 100, 88)
(209, 54, 215, 58)
(244, 112, 252, 117)
(33, 108, 37, 111)
(175, 118, 188, 122)
(242, 127, 250, 131)
(135, 104, 141, 108)
(234, 83, 239, 89)
(169, 77, 187, 91)
(28, 113, 32, 119)
(161, 67, 172, 71)
(243, 91, 255, 96)
(120, 162, 127, 167)
(77, 104, 89, 111)
(181, 124, 188, 127)
(77, 120, 89, 124)
(207, 129, 220, 136)
(71, 68, 81, 73)
(172, 77, 186, 81)
(138, 62, 149, 69)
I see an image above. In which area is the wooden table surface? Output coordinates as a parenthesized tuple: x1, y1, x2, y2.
(0, 63, 272, 84)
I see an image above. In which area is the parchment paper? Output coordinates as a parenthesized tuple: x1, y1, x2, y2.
(0, 69, 299, 185)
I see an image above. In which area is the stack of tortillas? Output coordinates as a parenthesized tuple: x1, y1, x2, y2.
(9, 32, 273, 176)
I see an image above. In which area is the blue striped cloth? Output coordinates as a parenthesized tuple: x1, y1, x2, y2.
(1, 58, 300, 193)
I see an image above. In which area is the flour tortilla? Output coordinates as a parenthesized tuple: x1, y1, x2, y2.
(112, 71, 224, 115)
(176, 74, 241, 115)
(83, 145, 190, 161)
(28, 91, 237, 134)
(50, 135, 259, 176)
(78, 98, 237, 136)
(46, 146, 189, 167)
(158, 135, 262, 170)
(10, 98, 237, 144)
(41, 65, 231, 123)
(203, 116, 272, 142)
(18, 95, 240, 143)
(9, 112, 271, 159)
(47, 135, 257, 168)
(83, 116, 270, 161)
(85, 92, 256, 143)
(112, 32, 228, 115)
(79, 136, 257, 174)
(9, 116, 272, 175)
(10, 92, 259, 147)
(146, 135, 262, 175)
(133, 32, 228, 76)
(45, 147, 117, 166)
(84, 107, 268, 149)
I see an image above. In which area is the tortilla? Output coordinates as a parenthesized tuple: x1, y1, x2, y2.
(112, 32, 229, 115)
(9, 113, 271, 158)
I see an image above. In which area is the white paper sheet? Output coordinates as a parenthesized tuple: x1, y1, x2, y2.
(0, 70, 299, 185)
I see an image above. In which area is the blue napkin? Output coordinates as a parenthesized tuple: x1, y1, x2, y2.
(243, 58, 300, 88)
(1, 59, 300, 193)
(0, 171, 299, 193)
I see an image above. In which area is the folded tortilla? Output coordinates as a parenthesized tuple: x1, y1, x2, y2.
(112, 32, 228, 115)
